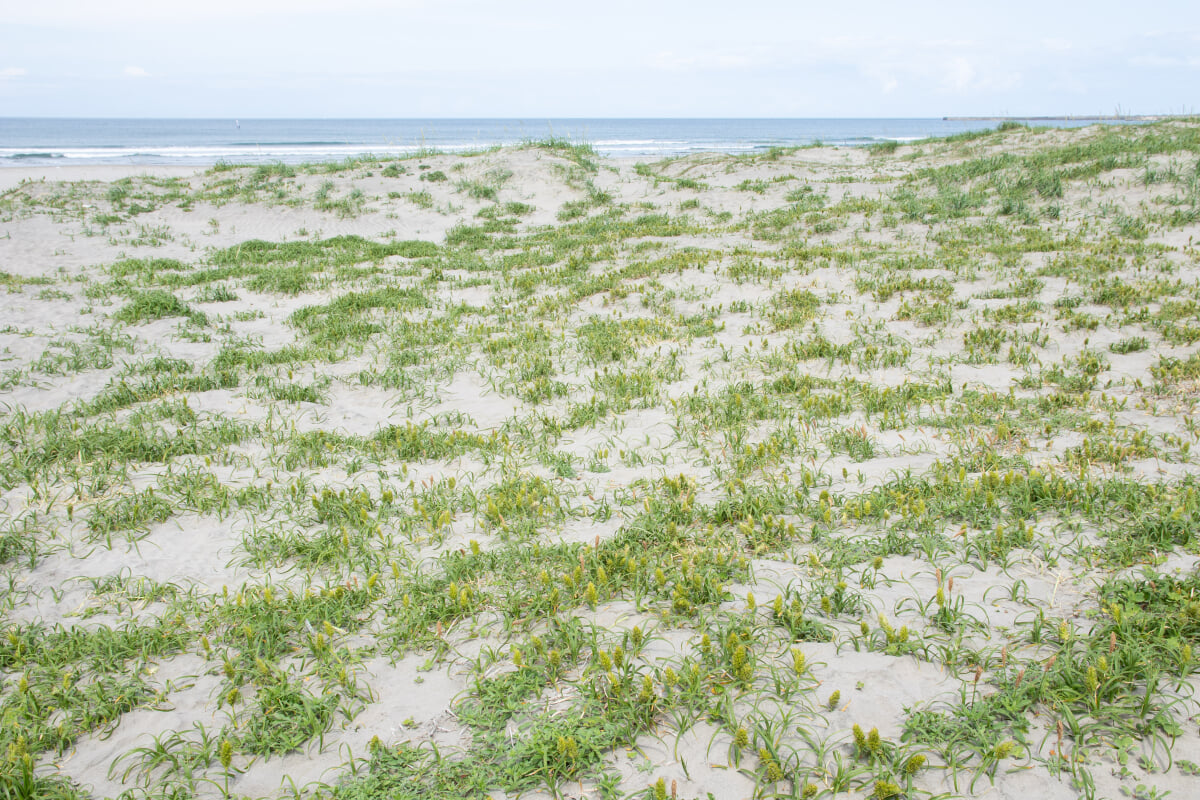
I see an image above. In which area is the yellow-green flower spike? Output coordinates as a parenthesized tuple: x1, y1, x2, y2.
(735, 726, 749, 748)
(873, 780, 901, 799)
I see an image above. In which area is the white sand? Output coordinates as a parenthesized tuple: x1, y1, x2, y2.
(3, 125, 1200, 799)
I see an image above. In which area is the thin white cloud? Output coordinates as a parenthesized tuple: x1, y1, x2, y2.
(649, 51, 694, 72)
(804, 36, 1028, 97)
(8, 0, 427, 25)
(1130, 54, 1200, 69)
(649, 49, 757, 72)
(3, 2, 1194, 116)
(1041, 38, 1073, 52)
(1049, 74, 1089, 94)
(941, 57, 976, 93)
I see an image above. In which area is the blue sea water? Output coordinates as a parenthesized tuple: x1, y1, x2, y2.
(0, 117, 1138, 167)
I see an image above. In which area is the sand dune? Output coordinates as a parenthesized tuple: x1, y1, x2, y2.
(2, 124, 1200, 799)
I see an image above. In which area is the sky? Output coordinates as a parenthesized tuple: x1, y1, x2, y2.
(1, 0, 1198, 118)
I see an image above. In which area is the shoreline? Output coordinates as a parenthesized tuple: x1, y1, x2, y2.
(4, 117, 1181, 175)
(0, 115, 1184, 188)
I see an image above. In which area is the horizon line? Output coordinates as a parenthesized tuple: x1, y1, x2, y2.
(4, 114, 1197, 122)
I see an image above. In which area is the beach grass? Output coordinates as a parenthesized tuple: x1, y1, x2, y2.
(1, 119, 1200, 799)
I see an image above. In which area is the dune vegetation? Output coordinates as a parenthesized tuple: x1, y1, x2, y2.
(2, 121, 1200, 799)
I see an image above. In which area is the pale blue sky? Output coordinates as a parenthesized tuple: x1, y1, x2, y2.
(2, 0, 1197, 117)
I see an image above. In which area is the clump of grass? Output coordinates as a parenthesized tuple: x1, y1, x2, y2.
(405, 190, 434, 209)
(234, 679, 338, 755)
(114, 290, 206, 326)
(767, 288, 821, 330)
(87, 488, 173, 540)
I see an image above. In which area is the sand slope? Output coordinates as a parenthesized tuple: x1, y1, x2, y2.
(2, 125, 1200, 799)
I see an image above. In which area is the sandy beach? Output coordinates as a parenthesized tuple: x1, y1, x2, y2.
(2, 121, 1200, 799)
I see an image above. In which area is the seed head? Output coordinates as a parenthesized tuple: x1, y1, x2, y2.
(873, 780, 901, 799)
(759, 749, 784, 782)
(735, 726, 750, 748)
(557, 735, 579, 761)
(638, 675, 655, 704)
(732, 644, 748, 673)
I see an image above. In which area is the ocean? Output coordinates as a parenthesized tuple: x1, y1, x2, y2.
(0, 117, 1142, 167)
